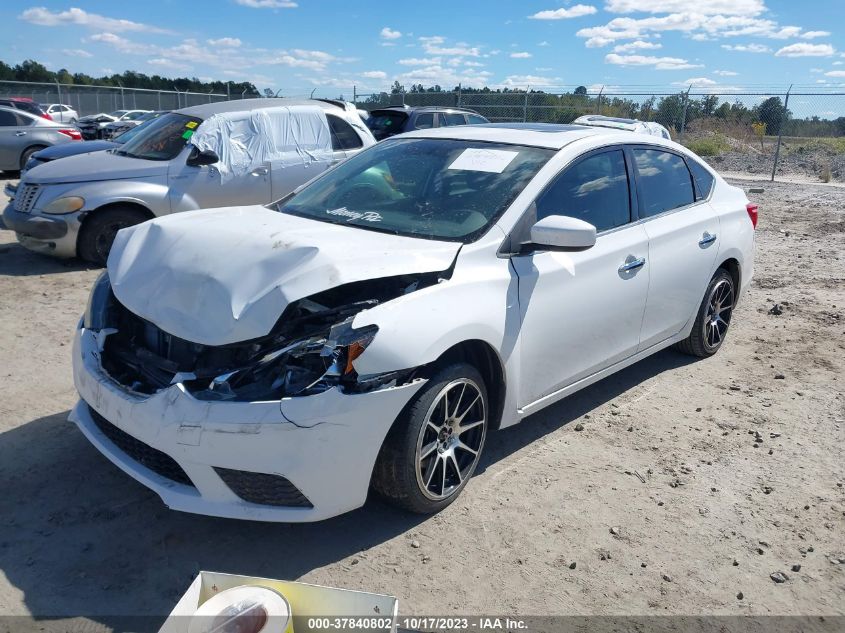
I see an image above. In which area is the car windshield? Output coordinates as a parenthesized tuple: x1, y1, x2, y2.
(108, 110, 128, 118)
(123, 111, 148, 121)
(114, 112, 202, 160)
(276, 138, 554, 242)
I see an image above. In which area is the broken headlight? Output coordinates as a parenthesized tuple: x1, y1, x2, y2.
(83, 271, 115, 331)
(193, 320, 379, 401)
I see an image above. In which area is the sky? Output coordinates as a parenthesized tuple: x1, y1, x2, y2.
(1, 0, 844, 97)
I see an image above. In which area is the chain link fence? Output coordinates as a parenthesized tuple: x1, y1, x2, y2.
(0, 80, 261, 118)
(354, 87, 845, 182)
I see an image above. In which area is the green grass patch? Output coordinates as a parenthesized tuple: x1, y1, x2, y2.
(684, 134, 731, 156)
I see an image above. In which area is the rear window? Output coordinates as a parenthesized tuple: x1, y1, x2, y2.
(633, 148, 695, 218)
(327, 114, 363, 150)
(440, 112, 467, 126)
(366, 110, 408, 138)
(687, 157, 715, 200)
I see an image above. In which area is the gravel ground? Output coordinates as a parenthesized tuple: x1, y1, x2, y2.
(0, 175, 843, 626)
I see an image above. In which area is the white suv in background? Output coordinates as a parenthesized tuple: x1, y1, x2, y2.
(41, 103, 79, 124)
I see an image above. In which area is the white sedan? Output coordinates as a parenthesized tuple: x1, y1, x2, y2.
(71, 123, 756, 521)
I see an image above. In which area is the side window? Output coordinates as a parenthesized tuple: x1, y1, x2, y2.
(0, 111, 18, 126)
(633, 148, 695, 217)
(326, 114, 363, 150)
(686, 156, 715, 201)
(441, 112, 467, 126)
(414, 113, 434, 129)
(467, 114, 487, 125)
(536, 149, 631, 232)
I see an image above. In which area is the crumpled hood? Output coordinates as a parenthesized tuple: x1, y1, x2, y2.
(25, 150, 168, 184)
(107, 206, 462, 345)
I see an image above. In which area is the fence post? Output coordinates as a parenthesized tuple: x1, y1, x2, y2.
(457, 83, 462, 108)
(523, 87, 529, 122)
(55, 80, 62, 105)
(678, 84, 692, 142)
(353, 85, 357, 106)
(118, 81, 125, 109)
(596, 86, 604, 114)
(95, 91, 100, 113)
(226, 82, 231, 101)
(771, 84, 792, 182)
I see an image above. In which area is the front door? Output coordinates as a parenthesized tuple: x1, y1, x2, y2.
(512, 148, 650, 408)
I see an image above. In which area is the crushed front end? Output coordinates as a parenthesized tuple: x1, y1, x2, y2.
(70, 272, 432, 522)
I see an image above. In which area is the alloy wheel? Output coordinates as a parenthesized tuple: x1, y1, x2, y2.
(703, 277, 734, 351)
(415, 378, 487, 501)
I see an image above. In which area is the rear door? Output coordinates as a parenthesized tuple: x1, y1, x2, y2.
(0, 110, 32, 170)
(631, 146, 721, 349)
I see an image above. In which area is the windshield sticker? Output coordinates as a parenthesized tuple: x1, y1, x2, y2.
(185, 121, 198, 129)
(182, 130, 194, 140)
(448, 148, 519, 173)
(326, 207, 383, 222)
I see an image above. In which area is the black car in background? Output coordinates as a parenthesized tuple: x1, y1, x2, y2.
(364, 106, 488, 140)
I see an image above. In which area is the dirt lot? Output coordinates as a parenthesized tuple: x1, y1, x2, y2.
(0, 174, 843, 626)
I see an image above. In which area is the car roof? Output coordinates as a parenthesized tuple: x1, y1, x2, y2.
(371, 105, 479, 114)
(399, 122, 631, 149)
(176, 98, 351, 118)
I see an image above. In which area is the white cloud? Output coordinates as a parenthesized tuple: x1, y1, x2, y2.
(511, 52, 532, 58)
(361, 70, 387, 79)
(398, 57, 441, 66)
(498, 74, 561, 87)
(529, 5, 597, 20)
(20, 6, 169, 33)
(775, 43, 835, 57)
(207, 37, 242, 47)
(833, 61, 844, 66)
(538, 41, 550, 46)
(721, 43, 771, 53)
(61, 48, 93, 58)
(395, 64, 492, 88)
(604, 53, 702, 70)
(824, 70, 845, 77)
(801, 31, 831, 39)
(605, 0, 764, 16)
(464, 60, 485, 67)
(380, 27, 402, 40)
(148, 58, 191, 71)
(234, 0, 298, 7)
(420, 35, 481, 57)
(89, 32, 154, 55)
(713, 69, 738, 76)
(679, 77, 717, 85)
(612, 40, 661, 53)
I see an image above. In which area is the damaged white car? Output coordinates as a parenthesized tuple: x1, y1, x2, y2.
(71, 123, 756, 521)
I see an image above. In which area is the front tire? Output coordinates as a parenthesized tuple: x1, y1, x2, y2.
(676, 269, 735, 358)
(77, 206, 149, 266)
(20, 145, 46, 170)
(372, 363, 488, 514)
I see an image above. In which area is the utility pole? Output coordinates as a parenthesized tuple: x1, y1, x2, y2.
(596, 85, 604, 114)
(678, 83, 693, 142)
(771, 84, 792, 182)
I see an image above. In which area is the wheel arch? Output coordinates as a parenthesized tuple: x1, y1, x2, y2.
(19, 144, 48, 168)
(78, 201, 154, 235)
(717, 257, 741, 296)
(427, 339, 507, 431)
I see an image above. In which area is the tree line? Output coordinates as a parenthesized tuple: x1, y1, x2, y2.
(0, 59, 257, 96)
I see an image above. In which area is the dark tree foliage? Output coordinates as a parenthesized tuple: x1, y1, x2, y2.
(0, 58, 257, 96)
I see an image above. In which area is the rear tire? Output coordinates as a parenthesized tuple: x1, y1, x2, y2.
(676, 269, 735, 358)
(20, 145, 46, 170)
(372, 362, 488, 514)
(77, 206, 149, 266)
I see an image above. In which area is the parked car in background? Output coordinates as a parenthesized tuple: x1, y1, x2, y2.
(3, 98, 374, 264)
(0, 105, 81, 173)
(69, 123, 755, 522)
(102, 110, 164, 139)
(0, 97, 51, 120)
(40, 103, 79, 124)
(365, 106, 489, 140)
(76, 110, 150, 139)
(573, 115, 672, 139)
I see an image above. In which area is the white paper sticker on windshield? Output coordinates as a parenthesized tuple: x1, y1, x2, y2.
(448, 148, 519, 173)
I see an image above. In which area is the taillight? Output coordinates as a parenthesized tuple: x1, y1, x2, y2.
(746, 203, 758, 229)
(42, 113, 52, 120)
(58, 128, 82, 141)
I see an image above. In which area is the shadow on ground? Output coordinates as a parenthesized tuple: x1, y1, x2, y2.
(0, 349, 694, 625)
(0, 233, 96, 277)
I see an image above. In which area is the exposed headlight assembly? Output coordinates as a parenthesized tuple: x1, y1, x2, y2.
(83, 271, 115, 330)
(42, 196, 85, 215)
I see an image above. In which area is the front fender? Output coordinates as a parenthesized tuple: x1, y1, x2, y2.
(62, 180, 171, 217)
(351, 231, 519, 376)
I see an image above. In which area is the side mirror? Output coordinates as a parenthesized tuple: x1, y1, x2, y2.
(187, 147, 219, 167)
(528, 215, 597, 252)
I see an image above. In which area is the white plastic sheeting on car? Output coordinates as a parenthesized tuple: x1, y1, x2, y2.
(106, 206, 462, 346)
(190, 105, 334, 182)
